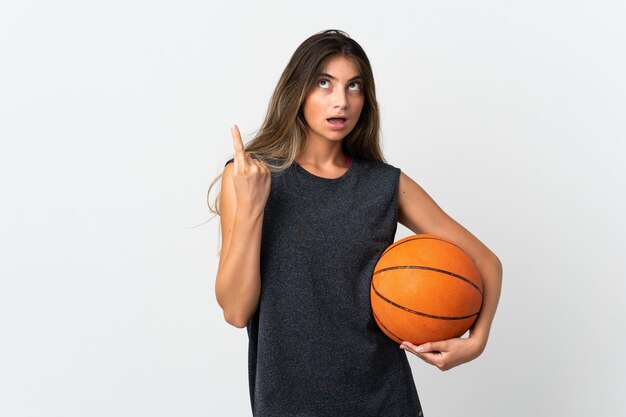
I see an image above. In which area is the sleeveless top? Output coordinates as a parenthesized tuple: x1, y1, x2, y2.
(224, 154, 424, 417)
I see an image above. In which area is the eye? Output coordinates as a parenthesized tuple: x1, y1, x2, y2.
(318, 78, 330, 89)
(349, 81, 362, 91)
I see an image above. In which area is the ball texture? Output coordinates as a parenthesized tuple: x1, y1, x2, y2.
(370, 234, 483, 345)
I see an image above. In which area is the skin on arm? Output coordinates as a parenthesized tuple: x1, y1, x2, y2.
(396, 171, 503, 371)
(215, 125, 269, 328)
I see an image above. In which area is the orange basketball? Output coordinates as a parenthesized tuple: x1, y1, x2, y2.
(370, 234, 483, 346)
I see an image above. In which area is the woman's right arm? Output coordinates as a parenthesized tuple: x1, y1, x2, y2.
(214, 125, 270, 328)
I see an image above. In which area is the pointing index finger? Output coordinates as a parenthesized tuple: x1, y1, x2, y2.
(231, 124, 245, 161)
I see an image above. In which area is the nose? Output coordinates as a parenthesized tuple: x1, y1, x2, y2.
(333, 87, 348, 109)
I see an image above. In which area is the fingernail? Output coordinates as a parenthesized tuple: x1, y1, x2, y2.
(415, 346, 423, 352)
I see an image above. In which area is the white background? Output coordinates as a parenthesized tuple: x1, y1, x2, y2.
(1, 1, 625, 416)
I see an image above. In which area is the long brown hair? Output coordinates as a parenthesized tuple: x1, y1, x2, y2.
(205, 29, 386, 226)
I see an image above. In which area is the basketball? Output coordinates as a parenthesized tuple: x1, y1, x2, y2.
(370, 234, 483, 346)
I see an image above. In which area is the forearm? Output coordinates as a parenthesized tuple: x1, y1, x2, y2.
(468, 253, 503, 350)
(215, 209, 263, 328)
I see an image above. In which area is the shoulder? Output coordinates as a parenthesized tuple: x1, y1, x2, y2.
(352, 158, 401, 198)
(356, 157, 400, 177)
(396, 167, 450, 234)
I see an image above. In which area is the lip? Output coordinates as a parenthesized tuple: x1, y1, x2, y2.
(326, 117, 347, 130)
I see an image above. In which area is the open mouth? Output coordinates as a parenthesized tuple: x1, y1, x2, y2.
(327, 117, 347, 128)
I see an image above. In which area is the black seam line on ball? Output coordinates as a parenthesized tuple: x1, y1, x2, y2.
(372, 310, 402, 342)
(371, 281, 480, 321)
(373, 265, 483, 297)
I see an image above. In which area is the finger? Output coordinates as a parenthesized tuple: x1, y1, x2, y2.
(251, 159, 269, 176)
(401, 341, 424, 353)
(418, 352, 447, 371)
(231, 124, 246, 163)
(250, 157, 267, 170)
(401, 345, 438, 367)
(411, 341, 447, 353)
(415, 351, 437, 366)
(401, 342, 423, 356)
(245, 153, 256, 166)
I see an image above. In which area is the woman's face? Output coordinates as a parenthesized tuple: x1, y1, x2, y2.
(302, 55, 365, 144)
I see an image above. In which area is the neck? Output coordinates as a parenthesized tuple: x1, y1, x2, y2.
(296, 136, 346, 167)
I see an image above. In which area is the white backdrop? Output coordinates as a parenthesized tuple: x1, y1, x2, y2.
(1, 1, 625, 416)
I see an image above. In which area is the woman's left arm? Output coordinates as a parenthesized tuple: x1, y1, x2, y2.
(395, 171, 503, 371)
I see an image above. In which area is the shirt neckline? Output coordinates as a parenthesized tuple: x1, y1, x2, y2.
(292, 154, 357, 184)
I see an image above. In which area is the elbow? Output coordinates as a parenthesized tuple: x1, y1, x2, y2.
(228, 317, 249, 329)
(490, 253, 503, 282)
(218, 290, 254, 328)
(477, 252, 503, 279)
(224, 311, 249, 329)
(494, 254, 503, 275)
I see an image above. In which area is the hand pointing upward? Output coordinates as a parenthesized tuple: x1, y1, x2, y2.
(229, 124, 271, 216)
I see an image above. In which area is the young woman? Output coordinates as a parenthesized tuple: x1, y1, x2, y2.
(209, 29, 503, 417)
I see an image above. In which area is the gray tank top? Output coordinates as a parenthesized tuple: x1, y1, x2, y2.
(224, 155, 423, 417)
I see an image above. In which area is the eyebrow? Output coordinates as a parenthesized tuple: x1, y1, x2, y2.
(318, 72, 363, 82)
